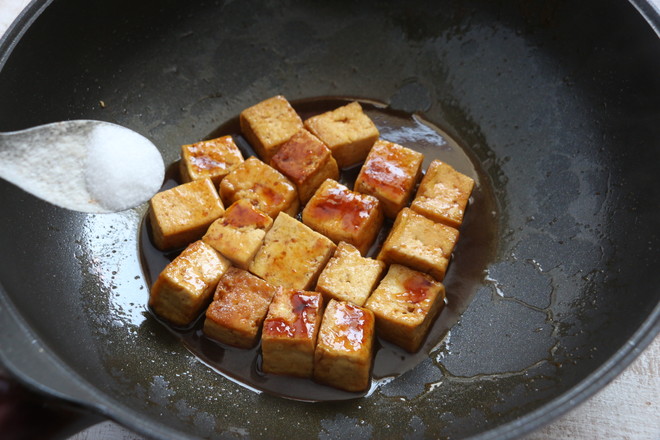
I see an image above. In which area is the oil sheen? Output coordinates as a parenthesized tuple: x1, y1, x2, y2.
(139, 97, 499, 402)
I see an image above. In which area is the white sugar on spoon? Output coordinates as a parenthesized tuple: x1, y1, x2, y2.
(0, 120, 164, 213)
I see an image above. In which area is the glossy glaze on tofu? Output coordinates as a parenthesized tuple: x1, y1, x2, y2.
(203, 199, 273, 270)
(270, 129, 339, 204)
(179, 135, 244, 186)
(240, 95, 303, 162)
(204, 267, 278, 348)
(411, 160, 475, 228)
(149, 178, 225, 251)
(145, 97, 480, 396)
(261, 289, 324, 377)
(365, 264, 445, 352)
(220, 157, 299, 219)
(314, 299, 375, 392)
(302, 179, 383, 255)
(149, 240, 231, 327)
(354, 139, 424, 218)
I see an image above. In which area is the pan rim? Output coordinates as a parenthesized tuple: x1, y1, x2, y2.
(0, 1, 659, 439)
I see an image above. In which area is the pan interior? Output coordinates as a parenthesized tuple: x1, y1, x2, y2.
(0, 0, 659, 439)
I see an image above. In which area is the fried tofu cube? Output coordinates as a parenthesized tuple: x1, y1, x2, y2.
(364, 264, 445, 352)
(410, 160, 475, 228)
(316, 242, 385, 307)
(149, 240, 230, 326)
(149, 178, 225, 251)
(314, 299, 375, 392)
(179, 135, 244, 186)
(202, 199, 273, 270)
(261, 289, 324, 377)
(354, 140, 424, 218)
(249, 213, 336, 290)
(203, 268, 278, 348)
(304, 101, 379, 168)
(240, 95, 303, 162)
(270, 129, 339, 204)
(378, 208, 459, 281)
(302, 179, 383, 255)
(219, 157, 299, 218)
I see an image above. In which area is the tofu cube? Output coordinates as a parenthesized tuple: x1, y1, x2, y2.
(149, 240, 231, 327)
(261, 289, 324, 377)
(179, 135, 244, 186)
(304, 101, 379, 168)
(302, 179, 383, 255)
(202, 199, 273, 270)
(354, 140, 424, 218)
(314, 299, 375, 392)
(249, 212, 336, 290)
(149, 178, 225, 250)
(240, 95, 303, 162)
(270, 129, 339, 204)
(378, 208, 459, 281)
(316, 242, 385, 307)
(203, 267, 278, 348)
(364, 264, 445, 352)
(410, 160, 475, 228)
(219, 157, 299, 218)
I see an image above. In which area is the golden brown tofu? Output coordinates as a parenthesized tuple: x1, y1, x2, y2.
(302, 179, 383, 255)
(149, 240, 231, 327)
(249, 212, 336, 290)
(354, 140, 424, 218)
(410, 160, 475, 228)
(378, 208, 459, 281)
(304, 101, 379, 168)
(203, 267, 278, 348)
(313, 299, 375, 392)
(149, 178, 225, 251)
(315, 242, 385, 307)
(261, 289, 324, 377)
(240, 95, 303, 162)
(179, 135, 244, 186)
(202, 199, 273, 270)
(364, 264, 445, 352)
(270, 129, 339, 204)
(219, 157, 299, 218)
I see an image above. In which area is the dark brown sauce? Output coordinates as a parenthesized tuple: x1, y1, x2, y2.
(263, 291, 320, 339)
(139, 97, 499, 402)
(403, 273, 435, 304)
(305, 183, 378, 231)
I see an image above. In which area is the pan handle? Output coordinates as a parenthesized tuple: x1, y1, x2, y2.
(0, 292, 106, 438)
(0, 369, 105, 440)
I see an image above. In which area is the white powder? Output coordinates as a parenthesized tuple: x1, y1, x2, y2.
(0, 121, 164, 213)
(85, 125, 164, 212)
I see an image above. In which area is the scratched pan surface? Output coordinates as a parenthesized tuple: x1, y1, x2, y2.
(0, 0, 659, 439)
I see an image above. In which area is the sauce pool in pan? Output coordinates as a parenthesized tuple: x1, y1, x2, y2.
(139, 97, 499, 402)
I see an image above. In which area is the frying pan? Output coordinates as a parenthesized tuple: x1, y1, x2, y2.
(0, 0, 659, 439)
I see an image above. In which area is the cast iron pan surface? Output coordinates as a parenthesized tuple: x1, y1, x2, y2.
(0, 0, 659, 439)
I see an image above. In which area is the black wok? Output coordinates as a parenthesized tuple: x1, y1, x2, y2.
(0, 0, 659, 439)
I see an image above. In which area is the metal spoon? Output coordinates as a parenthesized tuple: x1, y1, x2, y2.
(0, 120, 164, 213)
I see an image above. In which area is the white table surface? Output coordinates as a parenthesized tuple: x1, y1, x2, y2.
(1, 0, 658, 439)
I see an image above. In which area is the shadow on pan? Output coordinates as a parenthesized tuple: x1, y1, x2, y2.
(0, 0, 659, 439)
